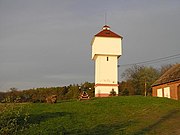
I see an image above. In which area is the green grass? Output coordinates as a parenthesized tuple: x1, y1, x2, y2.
(1, 96, 180, 135)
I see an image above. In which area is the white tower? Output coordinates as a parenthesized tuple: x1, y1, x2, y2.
(91, 25, 123, 97)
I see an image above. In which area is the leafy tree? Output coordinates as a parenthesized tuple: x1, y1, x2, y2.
(122, 65, 160, 95)
(159, 64, 173, 75)
(119, 81, 134, 95)
(65, 84, 80, 99)
(80, 82, 95, 97)
(9, 88, 19, 102)
(0, 92, 5, 102)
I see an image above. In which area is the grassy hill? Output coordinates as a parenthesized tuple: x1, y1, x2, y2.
(1, 96, 180, 135)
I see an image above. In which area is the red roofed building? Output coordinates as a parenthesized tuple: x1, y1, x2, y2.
(152, 64, 180, 100)
(91, 25, 123, 97)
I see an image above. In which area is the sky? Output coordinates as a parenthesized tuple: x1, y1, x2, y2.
(0, 0, 180, 91)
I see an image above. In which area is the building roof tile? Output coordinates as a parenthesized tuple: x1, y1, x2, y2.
(152, 64, 180, 86)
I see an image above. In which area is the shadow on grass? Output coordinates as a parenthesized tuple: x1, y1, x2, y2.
(134, 109, 180, 135)
(28, 112, 72, 124)
(66, 120, 135, 135)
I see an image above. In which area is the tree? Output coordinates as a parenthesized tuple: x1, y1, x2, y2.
(0, 92, 5, 102)
(80, 82, 95, 97)
(65, 84, 79, 99)
(119, 81, 134, 95)
(9, 88, 19, 102)
(122, 88, 129, 96)
(122, 65, 160, 95)
(159, 64, 173, 75)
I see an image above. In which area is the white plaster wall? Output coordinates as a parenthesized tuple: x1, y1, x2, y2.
(92, 35, 121, 96)
(92, 37, 122, 59)
(95, 55, 118, 84)
(95, 86, 118, 95)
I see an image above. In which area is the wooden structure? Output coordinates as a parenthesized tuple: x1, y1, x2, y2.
(152, 64, 180, 100)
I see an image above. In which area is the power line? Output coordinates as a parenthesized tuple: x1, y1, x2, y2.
(119, 53, 180, 67)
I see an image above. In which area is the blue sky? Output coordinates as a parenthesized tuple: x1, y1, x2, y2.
(0, 0, 180, 91)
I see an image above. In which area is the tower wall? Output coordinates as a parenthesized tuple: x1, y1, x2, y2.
(95, 55, 118, 84)
(92, 37, 122, 59)
(95, 85, 118, 97)
(94, 55, 119, 97)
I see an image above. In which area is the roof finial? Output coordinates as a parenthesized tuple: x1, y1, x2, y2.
(102, 12, 110, 30)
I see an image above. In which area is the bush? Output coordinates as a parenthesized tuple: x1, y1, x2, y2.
(109, 89, 117, 96)
(0, 103, 30, 134)
(122, 89, 129, 96)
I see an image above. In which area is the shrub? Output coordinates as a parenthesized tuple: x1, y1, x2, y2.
(122, 89, 129, 96)
(0, 103, 30, 134)
(109, 89, 117, 96)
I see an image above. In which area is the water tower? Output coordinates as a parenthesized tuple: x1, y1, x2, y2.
(91, 25, 123, 97)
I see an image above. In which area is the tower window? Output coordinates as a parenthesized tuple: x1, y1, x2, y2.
(107, 57, 109, 61)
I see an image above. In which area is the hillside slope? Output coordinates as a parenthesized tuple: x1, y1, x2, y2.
(9, 96, 180, 134)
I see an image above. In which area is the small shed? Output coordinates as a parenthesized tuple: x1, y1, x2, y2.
(152, 64, 180, 100)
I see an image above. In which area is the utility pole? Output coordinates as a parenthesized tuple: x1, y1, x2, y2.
(144, 78, 147, 96)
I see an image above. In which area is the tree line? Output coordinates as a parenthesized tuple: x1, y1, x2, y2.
(0, 82, 95, 103)
(0, 64, 173, 103)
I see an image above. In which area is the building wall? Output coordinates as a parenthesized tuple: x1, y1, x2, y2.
(152, 80, 180, 100)
(95, 85, 118, 97)
(94, 55, 118, 97)
(91, 35, 122, 97)
(92, 37, 122, 59)
(95, 55, 118, 84)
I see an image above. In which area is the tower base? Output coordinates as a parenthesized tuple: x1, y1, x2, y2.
(95, 84, 119, 97)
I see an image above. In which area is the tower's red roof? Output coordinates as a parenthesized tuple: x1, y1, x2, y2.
(95, 25, 123, 39)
